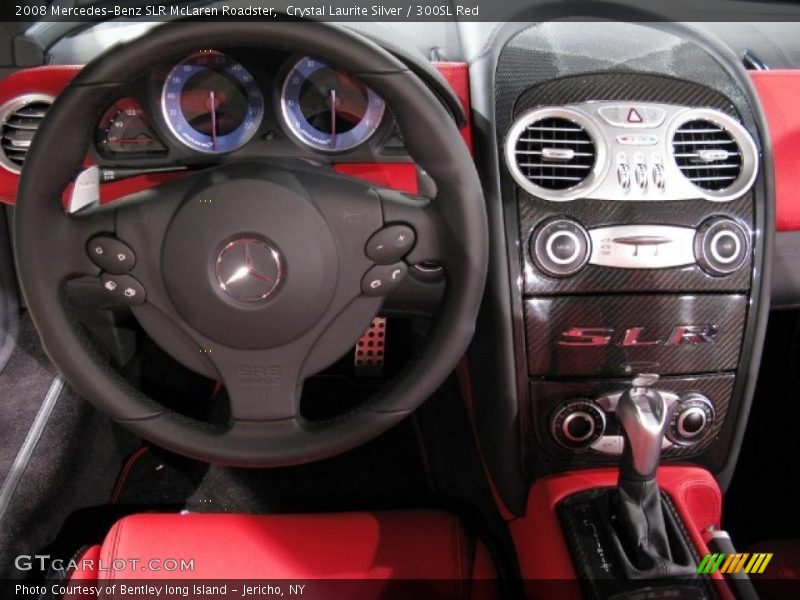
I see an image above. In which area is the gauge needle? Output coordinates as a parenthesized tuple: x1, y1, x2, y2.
(330, 89, 337, 148)
(209, 90, 218, 151)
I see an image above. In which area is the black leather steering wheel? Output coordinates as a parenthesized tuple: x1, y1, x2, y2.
(14, 21, 488, 467)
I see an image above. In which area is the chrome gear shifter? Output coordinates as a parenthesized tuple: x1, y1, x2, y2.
(558, 374, 701, 581)
(616, 374, 667, 483)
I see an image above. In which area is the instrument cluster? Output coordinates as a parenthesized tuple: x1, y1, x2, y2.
(94, 49, 390, 162)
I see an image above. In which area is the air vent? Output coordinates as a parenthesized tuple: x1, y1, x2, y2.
(670, 109, 758, 201)
(505, 107, 605, 201)
(0, 95, 52, 174)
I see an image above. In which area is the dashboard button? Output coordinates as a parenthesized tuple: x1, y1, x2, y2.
(532, 218, 591, 277)
(597, 104, 666, 128)
(667, 393, 715, 446)
(551, 399, 606, 450)
(100, 274, 145, 305)
(634, 163, 648, 190)
(711, 231, 740, 263)
(546, 232, 579, 264)
(365, 225, 416, 264)
(695, 218, 749, 276)
(652, 163, 666, 190)
(617, 163, 631, 191)
(87, 235, 136, 274)
(361, 262, 408, 297)
(588, 224, 697, 269)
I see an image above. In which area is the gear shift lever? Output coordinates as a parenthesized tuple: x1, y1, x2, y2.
(608, 374, 695, 577)
(557, 374, 700, 584)
(616, 373, 667, 483)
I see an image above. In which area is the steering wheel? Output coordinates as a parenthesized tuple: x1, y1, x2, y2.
(13, 21, 488, 467)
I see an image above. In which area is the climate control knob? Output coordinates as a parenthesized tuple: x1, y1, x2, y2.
(695, 218, 749, 276)
(551, 400, 606, 450)
(531, 218, 591, 278)
(667, 393, 715, 446)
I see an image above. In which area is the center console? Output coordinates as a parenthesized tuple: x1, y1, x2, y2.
(487, 23, 769, 482)
(464, 18, 773, 600)
(458, 17, 772, 600)
(508, 78, 760, 470)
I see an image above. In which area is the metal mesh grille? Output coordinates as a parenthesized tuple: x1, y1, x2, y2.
(513, 117, 596, 190)
(672, 119, 742, 191)
(1, 101, 50, 169)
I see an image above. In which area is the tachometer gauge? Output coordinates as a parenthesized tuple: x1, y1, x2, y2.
(162, 51, 264, 154)
(96, 98, 166, 158)
(281, 57, 386, 152)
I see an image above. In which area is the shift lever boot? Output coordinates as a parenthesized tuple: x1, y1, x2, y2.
(611, 374, 696, 578)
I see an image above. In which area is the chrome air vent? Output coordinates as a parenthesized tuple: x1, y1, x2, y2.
(673, 121, 742, 189)
(670, 109, 758, 201)
(505, 107, 606, 201)
(0, 95, 53, 174)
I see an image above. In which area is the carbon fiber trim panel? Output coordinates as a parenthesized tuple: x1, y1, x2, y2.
(489, 22, 770, 486)
(495, 23, 760, 139)
(514, 73, 737, 120)
(525, 295, 746, 377)
(530, 374, 734, 464)
(519, 193, 753, 295)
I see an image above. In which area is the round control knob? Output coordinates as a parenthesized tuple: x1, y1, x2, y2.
(695, 218, 749, 276)
(551, 400, 606, 450)
(667, 393, 715, 446)
(531, 218, 591, 278)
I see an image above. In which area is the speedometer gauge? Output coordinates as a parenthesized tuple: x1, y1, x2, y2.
(162, 51, 263, 154)
(281, 57, 385, 152)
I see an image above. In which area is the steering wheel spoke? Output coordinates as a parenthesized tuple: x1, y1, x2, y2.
(209, 345, 306, 422)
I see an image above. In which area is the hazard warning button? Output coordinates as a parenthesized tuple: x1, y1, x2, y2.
(597, 104, 666, 128)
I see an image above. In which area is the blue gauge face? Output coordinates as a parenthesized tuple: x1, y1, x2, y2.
(281, 57, 386, 152)
(162, 52, 264, 154)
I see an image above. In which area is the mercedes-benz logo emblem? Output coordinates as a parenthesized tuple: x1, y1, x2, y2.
(215, 237, 282, 303)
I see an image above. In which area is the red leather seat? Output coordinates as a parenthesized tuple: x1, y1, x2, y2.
(748, 539, 800, 599)
(67, 511, 497, 598)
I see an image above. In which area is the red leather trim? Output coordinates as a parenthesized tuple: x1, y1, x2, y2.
(750, 70, 800, 231)
(66, 544, 101, 583)
(0, 66, 81, 205)
(433, 61, 474, 152)
(332, 163, 419, 195)
(75, 511, 489, 581)
(511, 467, 733, 599)
(1, 62, 474, 203)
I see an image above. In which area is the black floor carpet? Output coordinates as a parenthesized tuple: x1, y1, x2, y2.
(0, 314, 59, 489)
(114, 417, 434, 514)
(0, 312, 137, 579)
(723, 310, 800, 547)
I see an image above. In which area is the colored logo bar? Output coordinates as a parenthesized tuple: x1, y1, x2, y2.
(697, 552, 773, 574)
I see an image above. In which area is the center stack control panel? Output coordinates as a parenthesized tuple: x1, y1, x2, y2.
(504, 96, 759, 465)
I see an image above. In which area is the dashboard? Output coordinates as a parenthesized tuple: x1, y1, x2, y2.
(92, 49, 396, 167)
(0, 19, 798, 516)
